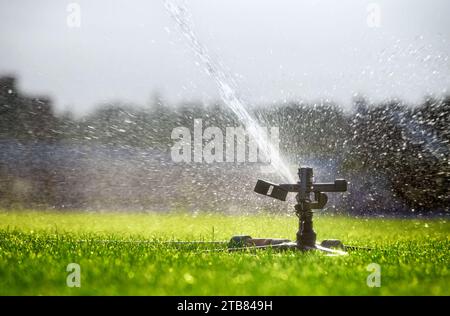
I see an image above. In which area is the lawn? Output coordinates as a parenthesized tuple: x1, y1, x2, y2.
(0, 210, 448, 295)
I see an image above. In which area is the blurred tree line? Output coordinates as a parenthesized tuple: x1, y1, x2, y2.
(0, 75, 448, 213)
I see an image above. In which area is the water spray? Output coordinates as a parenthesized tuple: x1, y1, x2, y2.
(165, 2, 355, 254)
(165, 0, 295, 183)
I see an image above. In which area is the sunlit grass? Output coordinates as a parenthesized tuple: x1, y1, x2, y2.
(0, 210, 448, 295)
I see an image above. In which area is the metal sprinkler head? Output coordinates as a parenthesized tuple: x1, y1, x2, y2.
(229, 166, 349, 254)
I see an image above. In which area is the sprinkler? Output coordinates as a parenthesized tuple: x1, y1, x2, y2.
(229, 167, 349, 254)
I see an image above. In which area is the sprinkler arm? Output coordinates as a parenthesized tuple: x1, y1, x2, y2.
(279, 180, 347, 193)
(254, 179, 347, 202)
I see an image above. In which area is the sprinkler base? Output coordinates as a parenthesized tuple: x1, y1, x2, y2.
(228, 235, 347, 255)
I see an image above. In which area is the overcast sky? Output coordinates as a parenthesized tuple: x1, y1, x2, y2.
(0, 0, 449, 114)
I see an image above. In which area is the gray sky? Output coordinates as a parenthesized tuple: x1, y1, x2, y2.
(0, 0, 449, 114)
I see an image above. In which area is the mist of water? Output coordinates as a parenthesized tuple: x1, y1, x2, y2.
(164, 0, 296, 183)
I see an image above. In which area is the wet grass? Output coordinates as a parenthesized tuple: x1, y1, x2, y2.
(0, 210, 448, 295)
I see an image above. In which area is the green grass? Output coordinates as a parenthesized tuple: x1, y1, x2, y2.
(0, 210, 448, 295)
